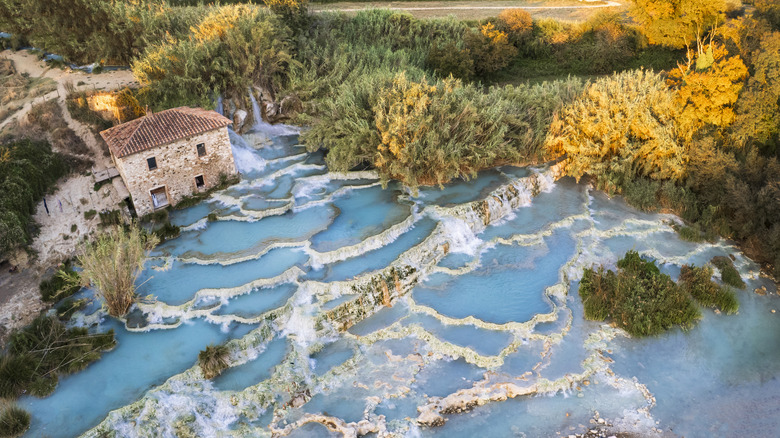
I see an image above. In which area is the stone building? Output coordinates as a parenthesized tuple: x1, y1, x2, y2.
(100, 107, 236, 216)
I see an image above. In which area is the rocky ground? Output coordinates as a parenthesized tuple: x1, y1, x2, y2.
(556, 412, 662, 438)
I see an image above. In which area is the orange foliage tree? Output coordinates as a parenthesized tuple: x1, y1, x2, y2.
(544, 69, 686, 192)
(732, 32, 780, 147)
(497, 8, 533, 47)
(630, 0, 726, 53)
(668, 43, 747, 140)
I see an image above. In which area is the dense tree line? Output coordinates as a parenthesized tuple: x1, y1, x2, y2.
(1, 0, 778, 275)
(0, 140, 67, 259)
(303, 71, 582, 187)
(0, 0, 206, 64)
(546, 0, 780, 277)
(132, 4, 295, 109)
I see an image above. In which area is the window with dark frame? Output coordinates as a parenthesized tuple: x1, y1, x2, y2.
(195, 175, 205, 188)
(147, 157, 157, 170)
(196, 143, 206, 157)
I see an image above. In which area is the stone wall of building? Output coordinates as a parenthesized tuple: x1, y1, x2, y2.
(113, 127, 236, 216)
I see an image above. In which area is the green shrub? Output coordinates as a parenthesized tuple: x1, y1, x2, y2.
(711, 256, 746, 289)
(545, 69, 685, 191)
(98, 210, 121, 226)
(56, 297, 87, 320)
(426, 42, 474, 80)
(139, 209, 169, 224)
(0, 315, 115, 398)
(556, 12, 643, 74)
(527, 18, 569, 57)
(0, 404, 30, 437)
(675, 224, 706, 242)
(207, 213, 218, 222)
(464, 22, 518, 77)
(679, 265, 739, 314)
(0, 0, 206, 65)
(84, 210, 97, 220)
(305, 72, 582, 188)
(496, 9, 533, 48)
(579, 250, 700, 336)
(39, 260, 81, 302)
(0, 140, 68, 258)
(153, 222, 181, 242)
(199, 344, 230, 379)
(622, 178, 661, 212)
(133, 5, 294, 110)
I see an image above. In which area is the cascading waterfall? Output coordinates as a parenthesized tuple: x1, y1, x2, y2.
(20, 126, 780, 438)
(228, 128, 266, 174)
(247, 90, 300, 137)
(215, 96, 224, 116)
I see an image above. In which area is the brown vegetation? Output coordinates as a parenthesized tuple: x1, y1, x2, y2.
(74, 226, 159, 317)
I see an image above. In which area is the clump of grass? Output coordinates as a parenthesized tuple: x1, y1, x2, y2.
(93, 180, 109, 192)
(56, 297, 87, 320)
(39, 260, 81, 302)
(76, 226, 159, 317)
(0, 315, 115, 398)
(622, 178, 661, 212)
(0, 403, 30, 437)
(679, 265, 739, 314)
(98, 209, 121, 226)
(711, 256, 746, 289)
(139, 209, 169, 224)
(84, 209, 97, 220)
(198, 344, 230, 379)
(207, 213, 218, 222)
(674, 224, 706, 242)
(153, 222, 181, 242)
(579, 250, 700, 337)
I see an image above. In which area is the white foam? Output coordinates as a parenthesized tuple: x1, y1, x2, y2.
(279, 285, 318, 349)
(248, 91, 301, 136)
(435, 214, 483, 255)
(229, 128, 266, 173)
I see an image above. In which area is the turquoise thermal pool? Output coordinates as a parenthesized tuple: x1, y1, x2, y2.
(21, 124, 780, 438)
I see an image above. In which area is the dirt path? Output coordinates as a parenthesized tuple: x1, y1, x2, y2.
(0, 49, 138, 343)
(0, 50, 138, 131)
(312, 0, 625, 20)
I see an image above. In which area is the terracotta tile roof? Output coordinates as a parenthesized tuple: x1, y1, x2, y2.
(100, 107, 232, 158)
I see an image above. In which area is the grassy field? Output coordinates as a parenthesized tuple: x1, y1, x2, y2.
(311, 0, 626, 21)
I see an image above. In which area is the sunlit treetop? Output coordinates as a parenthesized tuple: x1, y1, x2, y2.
(630, 0, 727, 50)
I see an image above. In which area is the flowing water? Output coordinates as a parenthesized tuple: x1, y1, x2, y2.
(20, 125, 780, 437)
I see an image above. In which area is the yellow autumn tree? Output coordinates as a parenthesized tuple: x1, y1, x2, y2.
(465, 22, 518, 76)
(732, 31, 780, 147)
(374, 73, 439, 167)
(372, 72, 550, 187)
(669, 43, 748, 140)
(497, 9, 533, 47)
(630, 0, 726, 52)
(545, 69, 686, 192)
